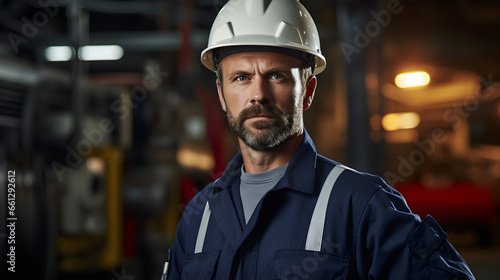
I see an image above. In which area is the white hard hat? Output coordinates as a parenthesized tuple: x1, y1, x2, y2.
(201, 0, 326, 75)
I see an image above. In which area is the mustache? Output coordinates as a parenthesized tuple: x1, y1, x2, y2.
(239, 105, 282, 119)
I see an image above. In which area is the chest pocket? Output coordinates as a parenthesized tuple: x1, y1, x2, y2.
(189, 166, 349, 279)
(273, 250, 349, 280)
(273, 166, 350, 280)
(182, 201, 219, 279)
(182, 250, 220, 280)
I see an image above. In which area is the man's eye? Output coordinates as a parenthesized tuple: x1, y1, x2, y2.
(271, 74, 284, 80)
(235, 76, 247, 82)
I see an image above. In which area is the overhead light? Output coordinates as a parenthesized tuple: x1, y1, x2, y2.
(382, 70, 478, 108)
(78, 45, 124, 61)
(86, 157, 106, 174)
(45, 46, 74, 61)
(382, 112, 420, 131)
(176, 146, 215, 171)
(395, 71, 430, 88)
(44, 45, 124, 61)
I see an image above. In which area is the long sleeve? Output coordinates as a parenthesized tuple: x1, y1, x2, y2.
(354, 186, 475, 279)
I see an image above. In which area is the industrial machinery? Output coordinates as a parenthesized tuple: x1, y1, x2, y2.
(0, 54, 132, 279)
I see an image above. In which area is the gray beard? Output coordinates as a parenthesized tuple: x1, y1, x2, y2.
(226, 104, 303, 151)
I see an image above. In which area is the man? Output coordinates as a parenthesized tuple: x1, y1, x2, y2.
(167, 0, 475, 279)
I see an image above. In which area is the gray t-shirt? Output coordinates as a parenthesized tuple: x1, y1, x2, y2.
(240, 164, 288, 224)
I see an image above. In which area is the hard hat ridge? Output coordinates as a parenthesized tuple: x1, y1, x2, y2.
(242, 0, 273, 17)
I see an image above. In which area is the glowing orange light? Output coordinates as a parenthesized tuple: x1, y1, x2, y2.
(382, 112, 420, 131)
(395, 71, 430, 88)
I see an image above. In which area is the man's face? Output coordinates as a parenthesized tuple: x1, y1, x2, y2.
(216, 51, 314, 151)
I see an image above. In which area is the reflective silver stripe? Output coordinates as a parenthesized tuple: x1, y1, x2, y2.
(305, 166, 345, 251)
(194, 201, 211, 254)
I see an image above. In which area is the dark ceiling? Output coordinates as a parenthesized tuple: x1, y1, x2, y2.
(383, 0, 500, 80)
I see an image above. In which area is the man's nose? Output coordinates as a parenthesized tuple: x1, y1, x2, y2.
(250, 76, 270, 105)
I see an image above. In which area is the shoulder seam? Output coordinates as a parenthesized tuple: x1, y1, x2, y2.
(355, 186, 382, 233)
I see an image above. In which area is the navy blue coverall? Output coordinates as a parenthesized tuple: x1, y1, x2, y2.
(169, 131, 475, 279)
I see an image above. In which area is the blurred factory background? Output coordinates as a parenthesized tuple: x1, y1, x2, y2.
(0, 0, 499, 279)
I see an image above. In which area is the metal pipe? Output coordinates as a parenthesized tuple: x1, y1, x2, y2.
(68, 0, 88, 144)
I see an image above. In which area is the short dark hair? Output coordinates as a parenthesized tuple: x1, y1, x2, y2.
(216, 63, 223, 86)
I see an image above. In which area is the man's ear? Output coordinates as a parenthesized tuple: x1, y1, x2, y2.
(303, 76, 317, 110)
(216, 79, 227, 112)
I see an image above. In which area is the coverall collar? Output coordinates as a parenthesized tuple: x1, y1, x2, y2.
(212, 129, 318, 194)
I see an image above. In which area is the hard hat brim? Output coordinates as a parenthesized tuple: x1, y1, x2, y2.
(201, 35, 326, 75)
